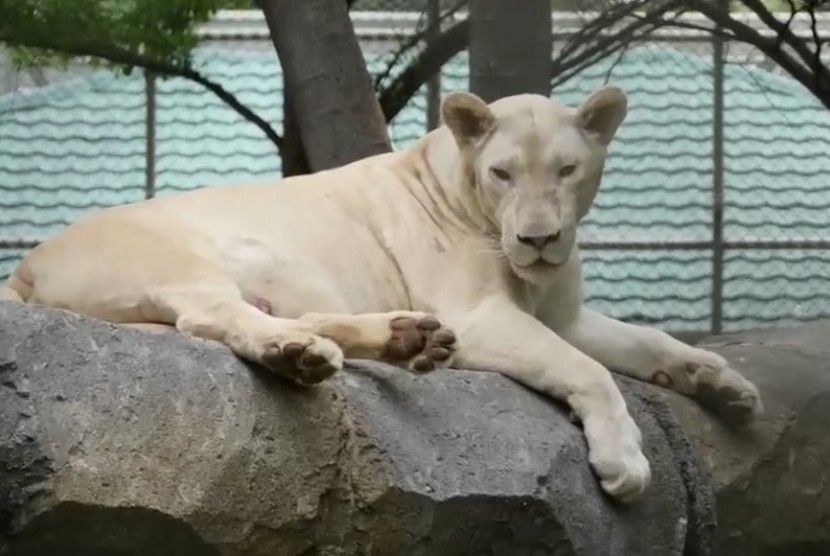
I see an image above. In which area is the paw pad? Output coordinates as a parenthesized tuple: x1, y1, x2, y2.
(261, 336, 343, 386)
(679, 356, 763, 427)
(382, 315, 457, 372)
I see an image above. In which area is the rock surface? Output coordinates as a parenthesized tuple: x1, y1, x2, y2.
(673, 322, 830, 556)
(0, 301, 828, 555)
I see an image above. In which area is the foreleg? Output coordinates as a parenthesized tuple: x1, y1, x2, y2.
(446, 297, 651, 504)
(555, 307, 763, 426)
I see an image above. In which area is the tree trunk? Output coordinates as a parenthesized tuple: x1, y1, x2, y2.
(280, 88, 311, 177)
(469, 0, 553, 102)
(262, 0, 392, 173)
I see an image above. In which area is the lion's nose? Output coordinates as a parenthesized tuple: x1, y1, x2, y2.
(517, 231, 561, 249)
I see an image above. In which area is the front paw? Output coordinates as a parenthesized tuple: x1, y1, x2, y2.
(382, 313, 457, 373)
(671, 350, 763, 427)
(584, 413, 651, 505)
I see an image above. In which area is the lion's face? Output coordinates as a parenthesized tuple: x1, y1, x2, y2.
(441, 88, 627, 283)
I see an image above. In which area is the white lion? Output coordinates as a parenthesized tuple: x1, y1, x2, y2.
(1, 87, 762, 504)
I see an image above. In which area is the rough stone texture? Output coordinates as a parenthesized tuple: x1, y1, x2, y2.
(672, 322, 830, 556)
(0, 302, 828, 555)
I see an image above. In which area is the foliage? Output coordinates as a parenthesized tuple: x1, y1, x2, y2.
(0, 0, 251, 71)
(0, 0, 284, 153)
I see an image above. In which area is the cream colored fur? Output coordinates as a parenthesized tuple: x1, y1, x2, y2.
(1, 87, 762, 504)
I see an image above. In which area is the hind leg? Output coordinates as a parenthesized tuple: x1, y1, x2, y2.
(108, 295, 346, 385)
(120, 323, 177, 334)
(124, 309, 457, 374)
(124, 309, 458, 374)
(20, 220, 343, 385)
(118, 295, 278, 335)
(156, 290, 345, 385)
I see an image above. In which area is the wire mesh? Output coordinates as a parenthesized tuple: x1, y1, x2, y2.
(1, 7, 830, 335)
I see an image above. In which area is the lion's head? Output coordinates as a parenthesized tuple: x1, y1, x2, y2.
(440, 87, 627, 283)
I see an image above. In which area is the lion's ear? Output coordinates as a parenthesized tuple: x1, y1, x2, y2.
(576, 86, 628, 145)
(441, 91, 495, 146)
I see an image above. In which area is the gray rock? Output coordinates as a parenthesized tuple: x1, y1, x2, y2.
(0, 302, 826, 555)
(673, 322, 830, 556)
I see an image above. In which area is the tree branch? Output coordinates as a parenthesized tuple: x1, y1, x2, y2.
(551, 1, 684, 88)
(806, 3, 823, 70)
(378, 18, 469, 123)
(739, 0, 823, 71)
(376, 0, 683, 123)
(683, 0, 830, 110)
(372, 0, 467, 92)
(0, 36, 284, 153)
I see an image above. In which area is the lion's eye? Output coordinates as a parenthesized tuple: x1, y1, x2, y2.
(490, 167, 511, 181)
(559, 164, 577, 178)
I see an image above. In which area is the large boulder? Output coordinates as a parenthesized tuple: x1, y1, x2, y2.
(668, 322, 830, 555)
(0, 301, 828, 555)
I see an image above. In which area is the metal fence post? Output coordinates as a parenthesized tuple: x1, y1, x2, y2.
(426, 0, 442, 130)
(711, 0, 727, 335)
(144, 70, 157, 199)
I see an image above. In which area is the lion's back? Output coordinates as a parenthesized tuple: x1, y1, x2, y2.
(2, 145, 445, 315)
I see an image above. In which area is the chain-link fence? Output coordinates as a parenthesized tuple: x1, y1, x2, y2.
(2, 9, 829, 336)
(353, 0, 426, 9)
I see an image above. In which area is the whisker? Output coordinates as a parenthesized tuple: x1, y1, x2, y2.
(475, 248, 509, 262)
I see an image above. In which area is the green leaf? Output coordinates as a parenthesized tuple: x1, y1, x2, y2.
(0, 0, 247, 70)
